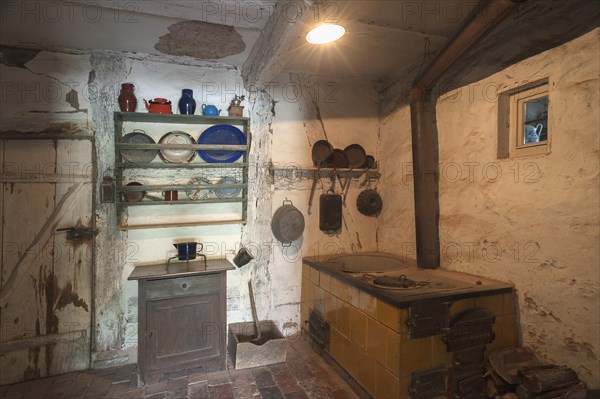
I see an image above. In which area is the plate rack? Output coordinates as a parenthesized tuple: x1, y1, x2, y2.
(113, 112, 250, 230)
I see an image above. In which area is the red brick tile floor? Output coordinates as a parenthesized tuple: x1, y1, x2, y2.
(0, 334, 366, 399)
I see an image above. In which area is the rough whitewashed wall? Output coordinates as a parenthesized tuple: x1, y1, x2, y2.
(436, 29, 600, 387)
(238, 73, 380, 334)
(380, 29, 600, 387)
(377, 98, 416, 259)
(86, 55, 295, 367)
(88, 55, 251, 368)
(1, 47, 383, 372)
(270, 73, 380, 253)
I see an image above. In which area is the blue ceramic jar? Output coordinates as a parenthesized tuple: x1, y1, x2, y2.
(178, 89, 196, 115)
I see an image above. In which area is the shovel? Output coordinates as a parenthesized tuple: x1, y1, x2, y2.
(248, 281, 268, 346)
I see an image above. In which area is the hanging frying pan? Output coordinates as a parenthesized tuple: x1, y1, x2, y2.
(320, 193, 342, 234)
(327, 149, 349, 168)
(362, 155, 376, 169)
(344, 144, 367, 169)
(312, 140, 333, 167)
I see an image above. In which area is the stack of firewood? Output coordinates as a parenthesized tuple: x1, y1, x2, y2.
(486, 348, 587, 398)
(515, 365, 586, 398)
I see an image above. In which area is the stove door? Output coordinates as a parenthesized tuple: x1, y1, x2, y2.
(409, 366, 448, 399)
(442, 307, 495, 351)
(408, 301, 450, 338)
(456, 374, 487, 399)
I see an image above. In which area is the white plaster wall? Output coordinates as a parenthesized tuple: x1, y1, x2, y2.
(0, 47, 384, 371)
(378, 29, 600, 386)
(270, 73, 381, 252)
(262, 73, 381, 330)
(435, 29, 600, 386)
(377, 102, 416, 259)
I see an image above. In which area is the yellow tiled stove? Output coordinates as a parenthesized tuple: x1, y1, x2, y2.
(301, 253, 517, 399)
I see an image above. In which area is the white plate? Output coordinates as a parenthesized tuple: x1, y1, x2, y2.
(159, 131, 196, 163)
(214, 176, 242, 199)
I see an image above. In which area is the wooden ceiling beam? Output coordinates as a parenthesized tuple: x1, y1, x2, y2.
(242, 0, 319, 90)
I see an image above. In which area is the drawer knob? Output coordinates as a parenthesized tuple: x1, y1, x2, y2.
(182, 283, 188, 289)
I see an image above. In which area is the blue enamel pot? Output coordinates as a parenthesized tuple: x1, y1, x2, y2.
(173, 242, 203, 260)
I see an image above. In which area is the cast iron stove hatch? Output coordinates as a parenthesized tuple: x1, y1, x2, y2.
(364, 274, 430, 290)
(409, 366, 448, 399)
(407, 301, 450, 338)
(308, 309, 330, 349)
(442, 308, 495, 352)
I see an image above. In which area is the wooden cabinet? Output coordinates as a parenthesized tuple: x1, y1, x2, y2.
(114, 112, 250, 230)
(129, 260, 234, 385)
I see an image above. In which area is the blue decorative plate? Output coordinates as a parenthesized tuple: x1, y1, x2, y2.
(197, 125, 246, 163)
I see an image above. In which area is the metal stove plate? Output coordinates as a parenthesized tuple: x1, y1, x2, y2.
(362, 272, 462, 291)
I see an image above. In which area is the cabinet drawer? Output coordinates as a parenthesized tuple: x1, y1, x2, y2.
(144, 274, 220, 300)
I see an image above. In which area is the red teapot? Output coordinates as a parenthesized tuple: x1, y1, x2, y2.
(144, 98, 173, 114)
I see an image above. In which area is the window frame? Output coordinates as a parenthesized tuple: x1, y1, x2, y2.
(498, 80, 550, 159)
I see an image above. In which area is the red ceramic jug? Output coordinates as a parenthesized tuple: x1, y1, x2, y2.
(118, 83, 137, 112)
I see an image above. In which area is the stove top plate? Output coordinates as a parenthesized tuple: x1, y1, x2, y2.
(360, 270, 470, 292)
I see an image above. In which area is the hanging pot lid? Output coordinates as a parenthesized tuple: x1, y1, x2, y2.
(357, 189, 382, 216)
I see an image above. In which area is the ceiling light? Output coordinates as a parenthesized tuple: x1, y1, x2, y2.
(306, 24, 345, 44)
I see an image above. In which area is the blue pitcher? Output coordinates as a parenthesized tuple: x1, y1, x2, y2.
(178, 89, 196, 115)
(202, 104, 221, 116)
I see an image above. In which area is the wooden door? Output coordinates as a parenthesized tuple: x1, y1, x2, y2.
(0, 138, 94, 385)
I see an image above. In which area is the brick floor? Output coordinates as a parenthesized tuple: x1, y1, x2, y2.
(0, 335, 362, 399)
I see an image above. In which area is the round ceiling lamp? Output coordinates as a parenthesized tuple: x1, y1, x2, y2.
(306, 24, 345, 44)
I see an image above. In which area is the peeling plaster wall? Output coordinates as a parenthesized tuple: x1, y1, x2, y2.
(379, 29, 600, 387)
(0, 2, 261, 68)
(88, 54, 250, 368)
(1, 45, 383, 373)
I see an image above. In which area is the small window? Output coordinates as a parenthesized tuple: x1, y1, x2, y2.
(498, 80, 550, 158)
